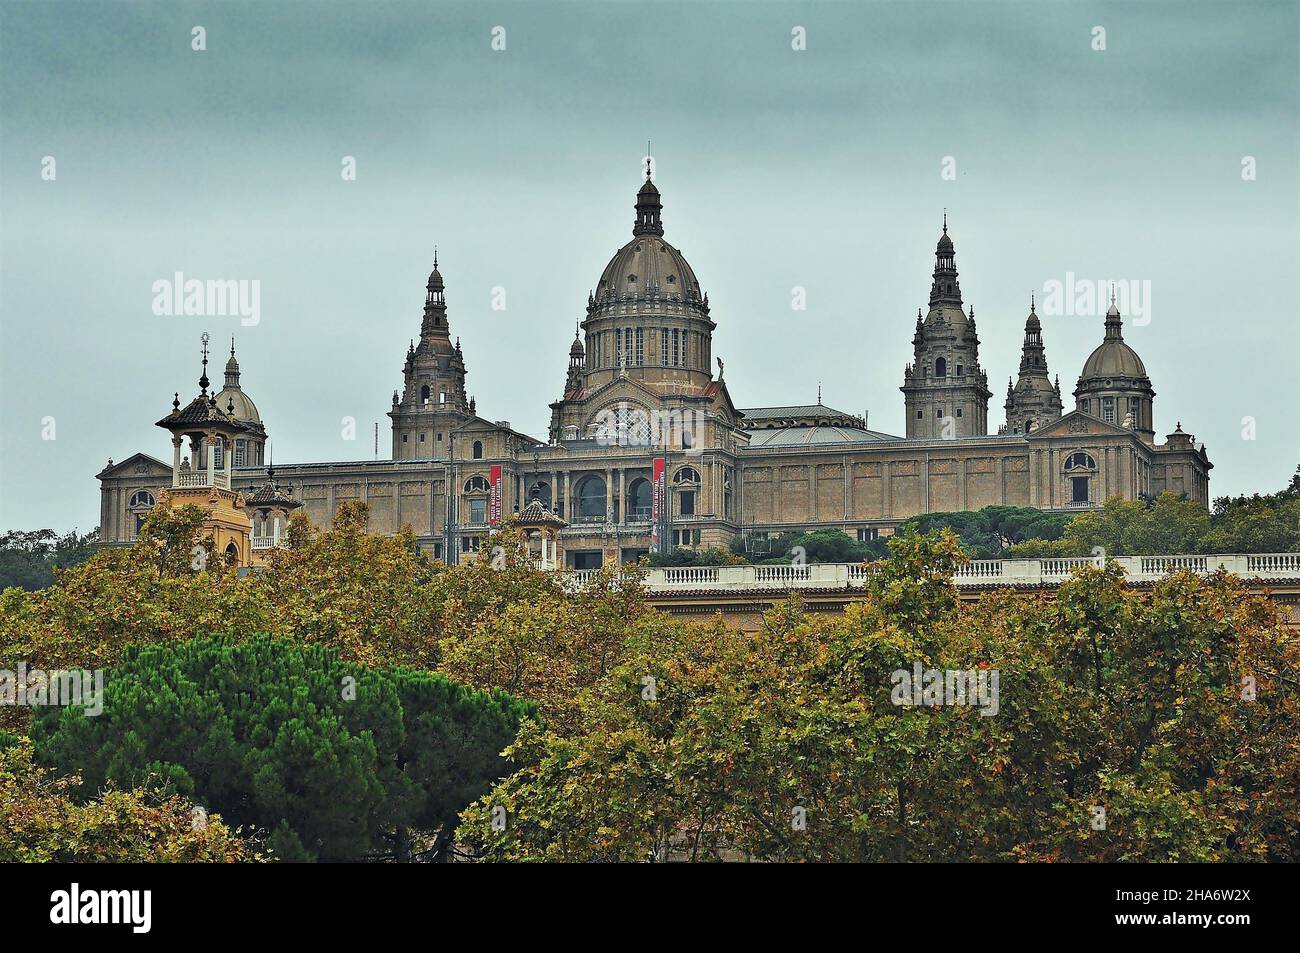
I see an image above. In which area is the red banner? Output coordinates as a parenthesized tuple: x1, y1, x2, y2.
(489, 465, 502, 526)
(651, 457, 666, 551)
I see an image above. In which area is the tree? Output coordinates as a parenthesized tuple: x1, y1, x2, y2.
(457, 531, 1300, 862)
(0, 528, 101, 592)
(0, 737, 259, 862)
(902, 506, 1071, 558)
(33, 634, 534, 862)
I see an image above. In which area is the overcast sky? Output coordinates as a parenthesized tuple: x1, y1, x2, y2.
(1, 0, 1297, 532)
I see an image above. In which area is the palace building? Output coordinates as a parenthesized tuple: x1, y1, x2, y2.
(97, 166, 1213, 568)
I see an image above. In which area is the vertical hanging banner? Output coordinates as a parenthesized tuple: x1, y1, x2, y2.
(489, 464, 502, 526)
(651, 457, 667, 553)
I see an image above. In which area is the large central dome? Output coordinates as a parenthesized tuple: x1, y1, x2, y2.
(596, 234, 702, 303)
(592, 177, 705, 308)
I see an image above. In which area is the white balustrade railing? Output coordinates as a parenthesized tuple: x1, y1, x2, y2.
(251, 536, 277, 551)
(552, 554, 1300, 594)
(175, 471, 230, 490)
(553, 555, 1300, 593)
(754, 565, 810, 584)
(661, 567, 720, 585)
(1246, 553, 1300, 574)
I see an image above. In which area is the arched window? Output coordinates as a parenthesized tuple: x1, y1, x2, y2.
(627, 478, 652, 520)
(472, 440, 483, 459)
(673, 466, 701, 486)
(935, 357, 947, 377)
(129, 490, 155, 509)
(1065, 452, 1097, 471)
(225, 541, 238, 561)
(576, 475, 607, 519)
(464, 475, 490, 493)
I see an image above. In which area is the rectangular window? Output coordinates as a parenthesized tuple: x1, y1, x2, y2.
(1103, 398, 1115, 423)
(635, 328, 644, 366)
(679, 490, 695, 516)
(672, 329, 681, 366)
(1072, 476, 1089, 504)
(660, 328, 669, 365)
(469, 499, 486, 526)
(857, 528, 879, 542)
(234, 440, 246, 467)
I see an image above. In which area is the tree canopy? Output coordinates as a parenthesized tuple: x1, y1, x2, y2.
(32, 633, 533, 862)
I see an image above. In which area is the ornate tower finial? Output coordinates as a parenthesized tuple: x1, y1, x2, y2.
(1030, 291, 1035, 313)
(645, 139, 652, 180)
(943, 208, 948, 233)
(199, 331, 210, 395)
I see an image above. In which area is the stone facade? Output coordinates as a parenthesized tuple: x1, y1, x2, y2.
(97, 167, 1213, 565)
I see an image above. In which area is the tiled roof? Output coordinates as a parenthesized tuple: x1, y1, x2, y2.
(740, 404, 857, 420)
(744, 425, 900, 447)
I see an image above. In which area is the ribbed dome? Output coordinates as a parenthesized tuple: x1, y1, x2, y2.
(1080, 339, 1147, 379)
(215, 386, 262, 425)
(596, 235, 702, 302)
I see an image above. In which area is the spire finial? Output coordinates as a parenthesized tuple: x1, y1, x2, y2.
(1030, 291, 1035, 313)
(199, 331, 210, 394)
(817, 382, 822, 405)
(645, 139, 652, 180)
(1110, 283, 1116, 306)
(230, 336, 235, 357)
(434, 246, 438, 268)
(942, 209, 947, 233)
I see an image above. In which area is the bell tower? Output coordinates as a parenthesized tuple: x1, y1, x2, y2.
(388, 253, 472, 459)
(900, 216, 991, 438)
(1003, 295, 1063, 434)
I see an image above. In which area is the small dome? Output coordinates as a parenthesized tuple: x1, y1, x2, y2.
(1080, 339, 1148, 379)
(570, 335, 585, 356)
(215, 386, 262, 425)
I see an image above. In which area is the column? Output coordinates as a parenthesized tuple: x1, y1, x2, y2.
(605, 467, 613, 523)
(206, 431, 216, 485)
(618, 467, 627, 524)
(550, 470, 558, 512)
(172, 437, 182, 486)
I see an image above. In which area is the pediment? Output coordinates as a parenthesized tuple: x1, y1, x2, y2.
(1027, 410, 1133, 440)
(96, 452, 171, 480)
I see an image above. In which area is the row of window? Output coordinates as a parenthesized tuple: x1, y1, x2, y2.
(401, 433, 486, 459)
(1080, 396, 1146, 425)
(587, 327, 702, 369)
